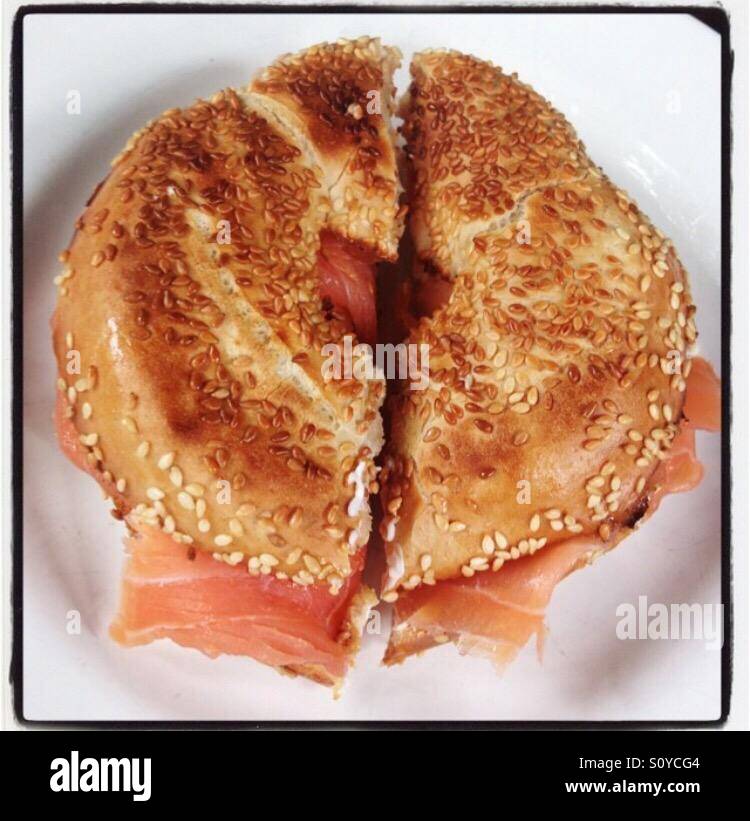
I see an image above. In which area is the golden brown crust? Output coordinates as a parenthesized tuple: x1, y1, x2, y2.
(380, 50, 697, 596)
(400, 49, 591, 276)
(251, 37, 404, 259)
(52, 40, 403, 589)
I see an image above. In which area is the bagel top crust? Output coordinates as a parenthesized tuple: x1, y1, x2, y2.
(399, 49, 592, 278)
(52, 38, 402, 590)
(252, 37, 404, 259)
(380, 50, 698, 595)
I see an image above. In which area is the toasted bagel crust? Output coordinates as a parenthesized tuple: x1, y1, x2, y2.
(380, 50, 698, 594)
(52, 38, 402, 588)
(252, 37, 403, 259)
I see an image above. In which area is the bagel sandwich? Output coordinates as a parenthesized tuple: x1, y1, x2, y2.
(52, 37, 404, 688)
(379, 49, 721, 668)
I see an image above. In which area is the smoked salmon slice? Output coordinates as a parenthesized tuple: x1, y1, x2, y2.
(317, 231, 379, 345)
(110, 527, 370, 684)
(683, 356, 721, 432)
(55, 393, 375, 687)
(412, 274, 453, 320)
(385, 357, 721, 669)
(648, 357, 721, 506)
(650, 427, 704, 499)
(385, 533, 604, 668)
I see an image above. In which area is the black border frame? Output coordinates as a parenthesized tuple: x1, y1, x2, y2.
(10, 2, 734, 729)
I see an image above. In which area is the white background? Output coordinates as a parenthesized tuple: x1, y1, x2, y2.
(17, 8, 728, 721)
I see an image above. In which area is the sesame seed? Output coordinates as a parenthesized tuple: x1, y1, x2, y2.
(286, 548, 302, 565)
(434, 513, 449, 532)
(177, 491, 195, 510)
(158, 452, 175, 470)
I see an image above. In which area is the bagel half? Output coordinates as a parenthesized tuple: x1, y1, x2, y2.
(380, 50, 714, 666)
(52, 37, 404, 686)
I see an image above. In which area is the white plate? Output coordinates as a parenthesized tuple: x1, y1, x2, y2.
(21, 10, 723, 721)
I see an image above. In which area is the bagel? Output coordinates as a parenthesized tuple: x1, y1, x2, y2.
(52, 37, 403, 685)
(51, 40, 720, 684)
(379, 49, 716, 666)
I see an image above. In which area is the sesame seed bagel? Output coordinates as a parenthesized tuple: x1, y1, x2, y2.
(380, 50, 697, 594)
(52, 37, 403, 589)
